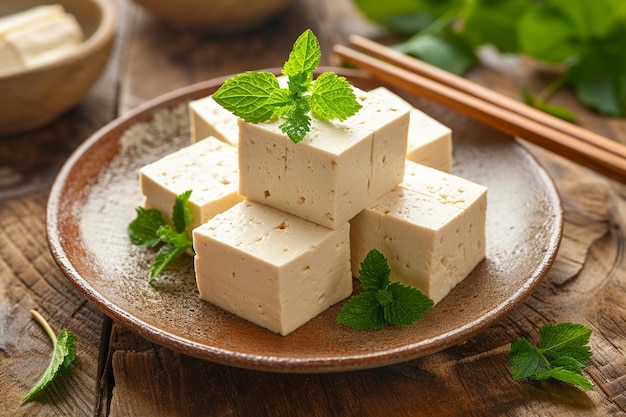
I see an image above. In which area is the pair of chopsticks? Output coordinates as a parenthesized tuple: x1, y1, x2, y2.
(333, 36, 626, 184)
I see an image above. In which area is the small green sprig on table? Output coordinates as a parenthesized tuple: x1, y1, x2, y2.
(128, 190, 194, 282)
(22, 310, 77, 403)
(337, 249, 434, 329)
(212, 29, 363, 143)
(509, 322, 593, 390)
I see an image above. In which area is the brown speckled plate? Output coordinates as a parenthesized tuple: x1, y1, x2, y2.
(47, 68, 562, 373)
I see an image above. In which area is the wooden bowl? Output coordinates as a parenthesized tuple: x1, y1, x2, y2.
(0, 0, 116, 136)
(133, 0, 293, 33)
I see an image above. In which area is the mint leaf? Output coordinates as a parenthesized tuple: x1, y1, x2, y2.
(336, 292, 386, 330)
(510, 322, 593, 390)
(535, 368, 594, 390)
(151, 243, 189, 280)
(539, 322, 592, 366)
(337, 249, 433, 330)
(384, 282, 434, 326)
(358, 249, 390, 292)
(310, 72, 363, 121)
(212, 71, 280, 123)
(172, 189, 192, 233)
(278, 98, 311, 143)
(510, 338, 549, 380)
(213, 30, 362, 143)
(22, 310, 77, 403)
(128, 207, 166, 247)
(129, 191, 194, 281)
(282, 29, 320, 81)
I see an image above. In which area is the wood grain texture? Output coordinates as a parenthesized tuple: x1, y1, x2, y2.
(1, 0, 626, 415)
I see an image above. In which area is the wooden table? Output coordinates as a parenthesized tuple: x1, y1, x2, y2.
(2, 1, 625, 416)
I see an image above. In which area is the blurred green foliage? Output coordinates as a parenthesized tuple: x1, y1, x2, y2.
(354, 0, 626, 119)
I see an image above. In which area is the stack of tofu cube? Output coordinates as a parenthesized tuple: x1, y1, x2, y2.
(139, 82, 487, 336)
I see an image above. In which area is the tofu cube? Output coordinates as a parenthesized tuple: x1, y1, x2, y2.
(350, 161, 487, 304)
(139, 137, 241, 231)
(367, 87, 452, 173)
(407, 108, 452, 173)
(238, 87, 410, 229)
(193, 200, 353, 335)
(189, 95, 239, 146)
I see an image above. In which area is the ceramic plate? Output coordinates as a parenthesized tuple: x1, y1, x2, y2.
(47, 68, 562, 373)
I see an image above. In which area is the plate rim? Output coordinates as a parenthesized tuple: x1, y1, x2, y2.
(46, 67, 563, 373)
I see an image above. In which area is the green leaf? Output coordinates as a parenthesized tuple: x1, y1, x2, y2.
(351, 0, 426, 28)
(534, 368, 593, 390)
(151, 242, 189, 280)
(539, 322, 592, 366)
(310, 72, 363, 121)
(522, 89, 577, 123)
(157, 225, 193, 249)
(383, 282, 434, 326)
(338, 249, 434, 330)
(509, 322, 594, 390)
(129, 191, 195, 280)
(462, 0, 532, 53)
(278, 98, 311, 143)
(22, 311, 77, 403)
(552, 0, 622, 39)
(518, 4, 582, 64)
(567, 27, 626, 116)
(387, 11, 436, 35)
(393, 32, 475, 75)
(358, 249, 390, 292)
(128, 207, 166, 247)
(282, 29, 320, 79)
(510, 338, 549, 380)
(337, 292, 387, 330)
(172, 190, 192, 233)
(212, 71, 280, 123)
(267, 87, 294, 109)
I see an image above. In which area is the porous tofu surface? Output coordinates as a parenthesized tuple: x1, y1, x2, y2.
(139, 137, 241, 231)
(189, 96, 239, 146)
(238, 87, 410, 229)
(406, 109, 452, 173)
(193, 200, 353, 335)
(366, 87, 452, 172)
(350, 161, 487, 304)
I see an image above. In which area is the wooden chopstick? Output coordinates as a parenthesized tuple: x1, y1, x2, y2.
(348, 35, 626, 160)
(332, 42, 626, 184)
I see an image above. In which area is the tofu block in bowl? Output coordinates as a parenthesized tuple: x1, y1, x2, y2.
(350, 161, 487, 304)
(193, 200, 352, 336)
(238, 87, 410, 229)
(139, 136, 241, 231)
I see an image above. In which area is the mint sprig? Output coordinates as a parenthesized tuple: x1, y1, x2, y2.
(337, 249, 434, 330)
(510, 322, 593, 390)
(212, 29, 362, 143)
(128, 190, 194, 282)
(22, 310, 77, 403)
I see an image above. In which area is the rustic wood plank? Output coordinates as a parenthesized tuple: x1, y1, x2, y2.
(0, 195, 103, 416)
(0, 0, 128, 415)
